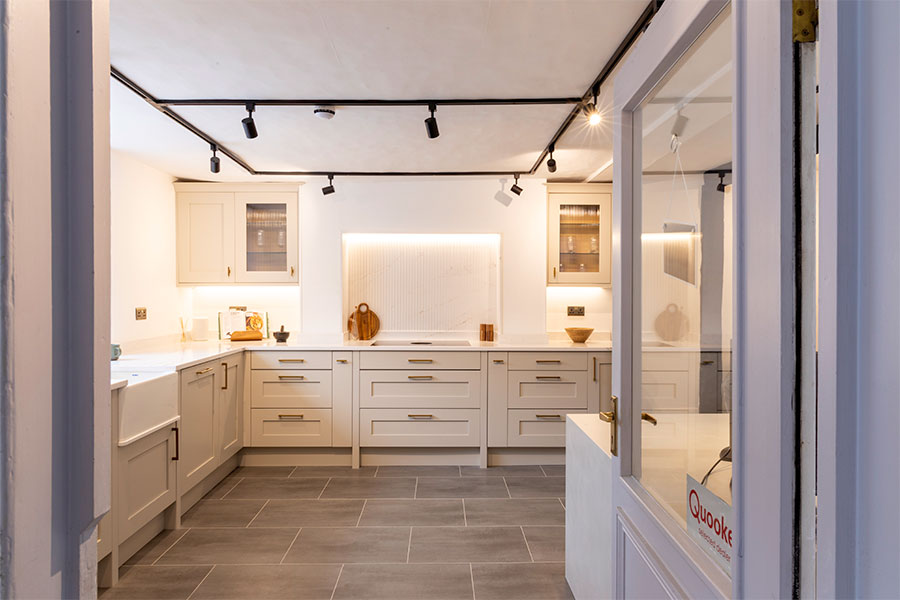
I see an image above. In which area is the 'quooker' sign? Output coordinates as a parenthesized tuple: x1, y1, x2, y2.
(686, 474, 734, 574)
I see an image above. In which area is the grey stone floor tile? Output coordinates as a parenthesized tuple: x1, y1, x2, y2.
(359, 499, 465, 526)
(99, 565, 211, 599)
(504, 477, 565, 498)
(250, 499, 365, 528)
(471, 563, 574, 600)
(333, 563, 474, 600)
(320, 477, 417, 499)
(541, 465, 566, 477)
(123, 529, 189, 565)
(230, 466, 295, 478)
(523, 526, 565, 562)
(460, 465, 544, 477)
(190, 564, 342, 599)
(180, 499, 267, 528)
(155, 527, 299, 565)
(290, 466, 376, 478)
(283, 526, 410, 564)
(224, 477, 328, 499)
(464, 499, 565, 526)
(376, 465, 461, 477)
(203, 476, 242, 500)
(408, 526, 530, 563)
(415, 477, 509, 499)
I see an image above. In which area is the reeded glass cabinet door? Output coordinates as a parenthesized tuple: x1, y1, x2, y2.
(547, 186, 612, 285)
(234, 192, 298, 283)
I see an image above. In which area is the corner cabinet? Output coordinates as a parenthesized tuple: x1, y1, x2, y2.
(175, 183, 300, 284)
(547, 183, 612, 286)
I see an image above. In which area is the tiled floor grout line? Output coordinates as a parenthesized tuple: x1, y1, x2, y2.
(501, 477, 512, 499)
(462, 499, 468, 527)
(286, 466, 297, 477)
(540, 465, 548, 477)
(218, 476, 244, 499)
(329, 563, 345, 600)
(520, 525, 536, 563)
(558, 497, 566, 511)
(355, 499, 367, 527)
(469, 562, 477, 600)
(374, 466, 380, 477)
(279, 528, 302, 565)
(245, 499, 270, 528)
(184, 564, 215, 600)
(414, 477, 419, 499)
(317, 478, 332, 499)
(148, 528, 190, 566)
(406, 527, 413, 564)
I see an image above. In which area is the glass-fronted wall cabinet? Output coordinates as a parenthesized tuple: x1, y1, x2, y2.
(176, 183, 299, 284)
(547, 183, 612, 286)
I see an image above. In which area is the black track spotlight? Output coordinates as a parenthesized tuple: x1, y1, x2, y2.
(322, 175, 336, 196)
(209, 143, 220, 173)
(716, 172, 727, 192)
(510, 174, 523, 196)
(546, 144, 557, 173)
(424, 103, 440, 139)
(584, 86, 601, 126)
(242, 102, 258, 139)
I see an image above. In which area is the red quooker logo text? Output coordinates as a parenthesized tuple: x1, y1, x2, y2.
(689, 489, 733, 548)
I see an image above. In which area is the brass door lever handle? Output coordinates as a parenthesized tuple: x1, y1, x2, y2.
(641, 412, 658, 426)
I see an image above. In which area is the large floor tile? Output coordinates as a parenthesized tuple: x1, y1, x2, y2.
(460, 465, 544, 477)
(408, 526, 530, 563)
(359, 499, 465, 526)
(290, 466, 376, 478)
(320, 477, 416, 499)
(333, 564, 474, 600)
(376, 465, 461, 477)
(471, 563, 574, 600)
(155, 527, 299, 565)
(541, 465, 566, 477)
(180, 499, 266, 528)
(190, 564, 342, 599)
(415, 477, 509, 498)
(123, 529, 189, 565)
(523, 526, 565, 562)
(230, 466, 295, 478)
(203, 476, 242, 500)
(224, 477, 328, 499)
(250, 499, 365, 528)
(504, 477, 565, 498)
(283, 526, 410, 564)
(464, 498, 565, 526)
(99, 565, 211, 599)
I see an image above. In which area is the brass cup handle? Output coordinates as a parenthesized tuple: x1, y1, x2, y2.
(407, 375, 434, 380)
(196, 367, 213, 375)
(278, 375, 306, 380)
(641, 412, 658, 426)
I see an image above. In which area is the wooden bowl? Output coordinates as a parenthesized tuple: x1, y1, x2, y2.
(565, 327, 594, 343)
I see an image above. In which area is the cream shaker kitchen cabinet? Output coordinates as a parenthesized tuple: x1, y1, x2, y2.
(178, 360, 220, 492)
(117, 425, 178, 541)
(234, 192, 299, 283)
(176, 191, 235, 283)
(547, 183, 612, 286)
(218, 355, 244, 462)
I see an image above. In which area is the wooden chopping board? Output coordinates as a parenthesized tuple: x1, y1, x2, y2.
(347, 303, 380, 341)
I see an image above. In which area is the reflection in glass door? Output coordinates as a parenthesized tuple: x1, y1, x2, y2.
(245, 203, 287, 272)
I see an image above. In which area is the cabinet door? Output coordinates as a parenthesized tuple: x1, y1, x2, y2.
(179, 363, 219, 493)
(234, 192, 298, 283)
(176, 192, 235, 283)
(218, 356, 243, 462)
(547, 190, 612, 285)
(117, 426, 177, 541)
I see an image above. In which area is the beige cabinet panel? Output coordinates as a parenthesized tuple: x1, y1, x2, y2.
(359, 408, 481, 447)
(487, 352, 509, 447)
(117, 426, 177, 541)
(176, 192, 235, 284)
(360, 370, 481, 409)
(250, 409, 333, 447)
(251, 351, 333, 370)
(507, 371, 588, 410)
(507, 409, 587, 447)
(251, 370, 333, 409)
(508, 352, 588, 371)
(332, 352, 353, 447)
(218, 356, 243, 461)
(359, 351, 480, 370)
(179, 362, 219, 493)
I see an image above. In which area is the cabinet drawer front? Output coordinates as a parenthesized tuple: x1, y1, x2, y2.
(251, 370, 333, 408)
(507, 352, 587, 371)
(359, 351, 480, 370)
(641, 351, 694, 371)
(507, 371, 588, 409)
(182, 360, 221, 385)
(360, 370, 480, 409)
(360, 409, 480, 447)
(251, 351, 333, 370)
(508, 409, 586, 447)
(641, 371, 691, 412)
(250, 409, 333, 447)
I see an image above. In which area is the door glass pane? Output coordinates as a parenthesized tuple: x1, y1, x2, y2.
(558, 203, 601, 273)
(245, 203, 287, 272)
(635, 5, 734, 545)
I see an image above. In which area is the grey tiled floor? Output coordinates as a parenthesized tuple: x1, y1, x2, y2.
(100, 465, 571, 600)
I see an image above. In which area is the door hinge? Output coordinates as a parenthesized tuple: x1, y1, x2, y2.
(792, 0, 817, 43)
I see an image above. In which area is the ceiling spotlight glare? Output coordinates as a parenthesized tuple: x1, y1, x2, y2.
(209, 143, 220, 173)
(242, 103, 258, 139)
(425, 103, 440, 139)
(546, 144, 557, 173)
(716, 173, 727, 193)
(322, 175, 336, 196)
(510, 174, 523, 196)
(584, 88, 601, 126)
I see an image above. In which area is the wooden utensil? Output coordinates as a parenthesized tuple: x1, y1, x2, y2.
(347, 303, 380, 341)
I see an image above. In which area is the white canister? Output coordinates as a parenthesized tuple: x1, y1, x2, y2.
(191, 316, 209, 341)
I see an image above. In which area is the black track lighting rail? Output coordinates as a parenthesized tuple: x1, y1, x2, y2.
(155, 97, 583, 107)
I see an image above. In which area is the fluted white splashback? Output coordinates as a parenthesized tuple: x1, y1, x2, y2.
(343, 233, 501, 334)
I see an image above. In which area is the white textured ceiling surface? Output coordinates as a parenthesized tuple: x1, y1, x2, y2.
(110, 0, 648, 181)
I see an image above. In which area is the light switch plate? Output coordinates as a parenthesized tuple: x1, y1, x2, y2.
(135, 307, 147, 320)
(567, 306, 585, 316)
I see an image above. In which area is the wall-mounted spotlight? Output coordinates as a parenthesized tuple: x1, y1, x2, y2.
(209, 143, 220, 173)
(716, 172, 727, 192)
(510, 174, 523, 196)
(242, 103, 258, 139)
(322, 175, 336, 196)
(546, 144, 557, 173)
(584, 86, 601, 126)
(425, 103, 440, 139)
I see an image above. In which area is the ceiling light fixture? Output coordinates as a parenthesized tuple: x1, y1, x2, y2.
(716, 172, 727, 192)
(424, 103, 440, 139)
(242, 103, 258, 139)
(546, 144, 557, 173)
(209, 143, 220, 173)
(584, 86, 601, 126)
(510, 174, 523, 196)
(322, 174, 336, 196)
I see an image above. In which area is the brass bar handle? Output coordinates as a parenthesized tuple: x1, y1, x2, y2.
(536, 359, 562, 364)
(536, 376, 562, 381)
(278, 375, 306, 380)
(336, 358, 349, 364)
(493, 359, 505, 364)
(196, 367, 213, 375)
(408, 359, 434, 363)
(279, 358, 306, 363)
(641, 412, 658, 426)
(536, 414, 562, 419)
(227, 266, 231, 277)
(278, 414, 305, 420)
(593, 356, 597, 382)
(553, 266, 557, 279)
(407, 414, 434, 419)
(290, 266, 295, 276)
(700, 360, 716, 365)
(407, 375, 434, 380)
(221, 362, 228, 390)
(171, 427, 179, 461)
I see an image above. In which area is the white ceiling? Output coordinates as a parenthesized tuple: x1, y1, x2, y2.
(109, 0, 648, 182)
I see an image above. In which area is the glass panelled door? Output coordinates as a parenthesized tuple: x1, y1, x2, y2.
(548, 189, 612, 285)
(235, 192, 298, 283)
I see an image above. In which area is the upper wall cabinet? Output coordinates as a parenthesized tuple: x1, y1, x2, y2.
(547, 183, 612, 286)
(176, 183, 300, 284)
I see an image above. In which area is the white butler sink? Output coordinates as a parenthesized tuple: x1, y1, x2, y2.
(111, 369, 178, 446)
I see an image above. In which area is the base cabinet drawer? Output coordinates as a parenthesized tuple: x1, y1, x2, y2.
(250, 409, 333, 447)
(359, 351, 481, 370)
(251, 351, 333, 370)
(642, 371, 691, 412)
(360, 370, 481, 409)
(360, 409, 480, 447)
(507, 371, 588, 409)
(508, 352, 587, 371)
(508, 409, 586, 447)
(251, 370, 333, 408)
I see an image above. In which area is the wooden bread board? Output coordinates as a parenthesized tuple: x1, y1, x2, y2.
(347, 303, 380, 341)
(230, 330, 263, 341)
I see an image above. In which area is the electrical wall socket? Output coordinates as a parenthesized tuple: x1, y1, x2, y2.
(567, 306, 585, 317)
(135, 307, 147, 320)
